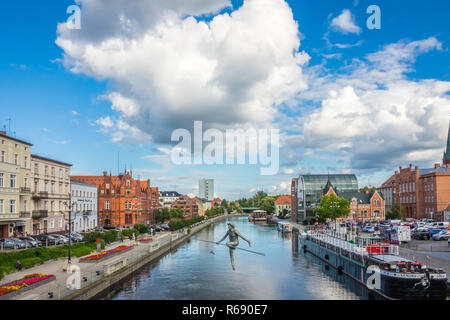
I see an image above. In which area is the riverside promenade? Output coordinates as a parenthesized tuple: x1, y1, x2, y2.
(1, 214, 243, 300)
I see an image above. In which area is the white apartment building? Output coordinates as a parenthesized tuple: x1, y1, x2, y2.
(31, 155, 71, 235)
(199, 179, 214, 201)
(159, 191, 181, 207)
(0, 131, 33, 237)
(70, 179, 98, 232)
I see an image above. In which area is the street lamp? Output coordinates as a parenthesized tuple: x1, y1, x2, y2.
(64, 200, 77, 265)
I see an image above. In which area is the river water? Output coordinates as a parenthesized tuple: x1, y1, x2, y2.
(99, 216, 369, 300)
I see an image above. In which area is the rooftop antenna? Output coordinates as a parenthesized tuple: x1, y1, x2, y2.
(6, 118, 11, 134)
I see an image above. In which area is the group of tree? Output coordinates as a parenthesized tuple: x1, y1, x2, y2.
(313, 194, 350, 223)
(359, 186, 377, 193)
(237, 191, 276, 214)
(168, 216, 205, 230)
(212, 199, 242, 214)
(154, 207, 184, 224)
(386, 204, 405, 220)
(205, 207, 225, 217)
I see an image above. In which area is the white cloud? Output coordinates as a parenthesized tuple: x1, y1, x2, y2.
(96, 116, 113, 128)
(57, 0, 309, 144)
(330, 9, 361, 34)
(282, 168, 295, 175)
(299, 38, 450, 170)
(71, 110, 79, 116)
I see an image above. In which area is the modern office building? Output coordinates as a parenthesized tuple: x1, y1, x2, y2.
(70, 179, 98, 232)
(31, 155, 72, 235)
(0, 131, 33, 237)
(291, 174, 359, 221)
(199, 179, 214, 201)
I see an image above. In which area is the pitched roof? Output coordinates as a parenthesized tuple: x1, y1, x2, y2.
(275, 195, 291, 205)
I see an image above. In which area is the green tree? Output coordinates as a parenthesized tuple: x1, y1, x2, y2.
(386, 204, 405, 220)
(359, 186, 377, 193)
(260, 196, 275, 214)
(314, 194, 350, 222)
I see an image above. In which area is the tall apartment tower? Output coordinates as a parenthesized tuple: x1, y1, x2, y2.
(199, 179, 214, 201)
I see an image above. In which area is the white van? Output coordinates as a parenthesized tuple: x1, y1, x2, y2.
(430, 222, 449, 228)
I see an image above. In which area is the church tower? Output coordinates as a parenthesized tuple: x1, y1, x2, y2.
(443, 121, 450, 167)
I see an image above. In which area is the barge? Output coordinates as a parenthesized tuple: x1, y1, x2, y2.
(299, 230, 447, 300)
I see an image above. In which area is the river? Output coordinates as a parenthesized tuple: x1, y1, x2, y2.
(98, 216, 370, 300)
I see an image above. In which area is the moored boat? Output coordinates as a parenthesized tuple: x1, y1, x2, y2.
(277, 221, 292, 233)
(299, 229, 447, 300)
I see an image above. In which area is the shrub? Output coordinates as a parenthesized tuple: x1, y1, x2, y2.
(134, 224, 148, 234)
(121, 229, 139, 238)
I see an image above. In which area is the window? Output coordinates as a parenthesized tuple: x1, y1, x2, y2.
(0, 151, 4, 162)
(0, 173, 3, 187)
(45, 166, 48, 176)
(34, 163, 38, 174)
(14, 154, 18, 165)
(23, 200, 27, 211)
(50, 219, 55, 229)
(9, 200, 16, 213)
(59, 219, 63, 228)
(24, 156, 28, 168)
(10, 175, 16, 188)
(0, 199, 3, 213)
(24, 177, 28, 188)
(105, 200, 110, 210)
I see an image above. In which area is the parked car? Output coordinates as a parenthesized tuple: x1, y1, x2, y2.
(35, 235, 57, 246)
(19, 236, 39, 248)
(64, 233, 80, 242)
(71, 232, 84, 241)
(10, 238, 27, 249)
(412, 228, 430, 240)
(432, 230, 450, 241)
(51, 234, 69, 244)
(0, 238, 18, 249)
(428, 227, 446, 237)
(362, 225, 375, 233)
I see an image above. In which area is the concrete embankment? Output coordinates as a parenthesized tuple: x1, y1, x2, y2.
(63, 214, 245, 300)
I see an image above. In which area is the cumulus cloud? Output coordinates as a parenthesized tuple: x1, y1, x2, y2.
(56, 0, 309, 144)
(299, 37, 450, 171)
(330, 9, 361, 34)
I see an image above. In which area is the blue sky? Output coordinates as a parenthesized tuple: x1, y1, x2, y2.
(1, 0, 449, 200)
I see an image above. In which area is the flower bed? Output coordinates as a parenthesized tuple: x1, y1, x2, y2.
(79, 245, 133, 263)
(138, 238, 152, 242)
(0, 273, 55, 299)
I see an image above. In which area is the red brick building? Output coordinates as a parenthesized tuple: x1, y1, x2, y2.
(71, 171, 159, 228)
(171, 195, 199, 219)
(380, 123, 450, 220)
(211, 198, 222, 209)
(325, 181, 385, 222)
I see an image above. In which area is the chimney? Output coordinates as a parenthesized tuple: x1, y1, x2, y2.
(103, 171, 107, 176)
(399, 166, 402, 170)
(395, 171, 398, 175)
(415, 166, 419, 171)
(409, 164, 412, 170)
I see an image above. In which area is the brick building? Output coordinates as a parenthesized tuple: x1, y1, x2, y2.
(71, 171, 159, 228)
(380, 123, 450, 220)
(171, 195, 199, 219)
(324, 180, 385, 222)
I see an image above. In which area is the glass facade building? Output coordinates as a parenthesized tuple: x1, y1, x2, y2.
(296, 174, 359, 220)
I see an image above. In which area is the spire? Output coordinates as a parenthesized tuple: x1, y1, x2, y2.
(444, 120, 450, 166)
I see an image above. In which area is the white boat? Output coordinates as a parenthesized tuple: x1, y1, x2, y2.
(277, 221, 292, 233)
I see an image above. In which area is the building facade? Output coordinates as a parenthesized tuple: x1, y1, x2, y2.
(159, 191, 181, 208)
(0, 132, 33, 237)
(325, 183, 385, 222)
(380, 124, 450, 220)
(70, 179, 98, 232)
(274, 195, 291, 216)
(199, 179, 214, 201)
(291, 174, 359, 221)
(211, 198, 222, 209)
(31, 155, 71, 235)
(378, 174, 394, 214)
(171, 195, 199, 219)
(71, 171, 159, 228)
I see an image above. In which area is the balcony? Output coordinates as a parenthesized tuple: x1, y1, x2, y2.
(20, 211, 31, 218)
(20, 187, 31, 194)
(0, 213, 20, 220)
(32, 210, 48, 218)
(32, 191, 49, 199)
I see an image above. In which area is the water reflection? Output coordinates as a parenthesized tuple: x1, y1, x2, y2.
(98, 217, 367, 300)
